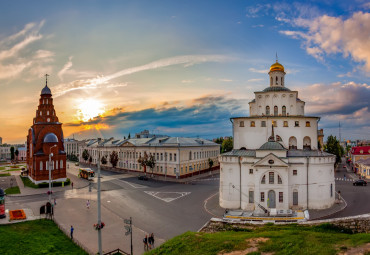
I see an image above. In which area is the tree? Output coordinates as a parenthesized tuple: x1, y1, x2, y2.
(138, 152, 156, 176)
(110, 151, 119, 168)
(208, 158, 214, 169)
(221, 137, 233, 153)
(15, 149, 19, 162)
(10, 146, 15, 161)
(128, 133, 131, 139)
(82, 149, 89, 162)
(324, 135, 344, 167)
(101, 155, 107, 165)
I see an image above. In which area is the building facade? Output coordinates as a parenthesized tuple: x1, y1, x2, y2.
(350, 146, 370, 174)
(79, 136, 220, 178)
(0, 146, 11, 160)
(26, 80, 67, 184)
(356, 158, 370, 179)
(219, 60, 336, 212)
(64, 138, 85, 159)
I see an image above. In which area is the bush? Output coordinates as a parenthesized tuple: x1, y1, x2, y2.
(5, 186, 20, 194)
(21, 176, 70, 189)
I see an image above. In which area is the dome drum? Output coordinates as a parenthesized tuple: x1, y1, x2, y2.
(43, 133, 58, 143)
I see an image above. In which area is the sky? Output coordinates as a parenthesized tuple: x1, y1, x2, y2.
(0, 0, 369, 144)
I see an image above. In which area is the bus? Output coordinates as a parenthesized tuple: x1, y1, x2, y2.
(78, 168, 95, 181)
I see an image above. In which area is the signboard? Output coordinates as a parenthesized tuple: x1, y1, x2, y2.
(124, 219, 131, 224)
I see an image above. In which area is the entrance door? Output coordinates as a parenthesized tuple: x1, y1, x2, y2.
(293, 191, 298, 205)
(268, 190, 276, 208)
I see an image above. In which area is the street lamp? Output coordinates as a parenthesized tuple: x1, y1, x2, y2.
(48, 144, 57, 204)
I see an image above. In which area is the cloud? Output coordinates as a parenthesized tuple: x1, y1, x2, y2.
(246, 4, 271, 18)
(249, 67, 267, 73)
(58, 56, 73, 81)
(52, 54, 232, 97)
(65, 95, 245, 138)
(280, 11, 370, 71)
(219, 78, 233, 82)
(297, 81, 370, 132)
(181, 80, 194, 83)
(0, 20, 48, 80)
(247, 78, 264, 82)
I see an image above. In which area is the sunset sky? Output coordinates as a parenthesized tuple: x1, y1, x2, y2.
(0, 0, 369, 144)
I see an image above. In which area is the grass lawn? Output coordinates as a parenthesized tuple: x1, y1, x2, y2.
(6, 168, 21, 172)
(147, 224, 370, 255)
(20, 176, 39, 188)
(0, 219, 87, 255)
(20, 176, 70, 189)
(0, 166, 5, 170)
(4, 186, 20, 194)
(0, 173, 10, 177)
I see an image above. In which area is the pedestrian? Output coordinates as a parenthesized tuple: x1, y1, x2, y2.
(344, 174, 346, 180)
(86, 199, 90, 209)
(148, 234, 152, 249)
(54, 198, 57, 206)
(150, 233, 155, 248)
(143, 235, 148, 251)
(71, 182, 74, 189)
(70, 225, 74, 239)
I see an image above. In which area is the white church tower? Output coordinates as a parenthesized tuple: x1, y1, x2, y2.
(219, 59, 335, 212)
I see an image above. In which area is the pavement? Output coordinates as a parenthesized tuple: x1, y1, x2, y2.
(0, 164, 219, 255)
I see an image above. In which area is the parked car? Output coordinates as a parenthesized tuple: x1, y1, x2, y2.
(138, 175, 148, 181)
(353, 180, 367, 186)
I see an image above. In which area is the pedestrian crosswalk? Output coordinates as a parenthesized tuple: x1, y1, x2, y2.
(335, 177, 355, 182)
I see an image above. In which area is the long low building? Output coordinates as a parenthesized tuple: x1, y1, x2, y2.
(78, 136, 220, 178)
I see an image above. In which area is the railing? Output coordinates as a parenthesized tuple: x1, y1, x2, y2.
(103, 248, 130, 255)
(257, 203, 269, 214)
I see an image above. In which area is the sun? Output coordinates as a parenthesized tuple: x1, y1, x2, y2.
(77, 99, 105, 122)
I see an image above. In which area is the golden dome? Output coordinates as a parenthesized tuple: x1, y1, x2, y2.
(270, 61, 285, 72)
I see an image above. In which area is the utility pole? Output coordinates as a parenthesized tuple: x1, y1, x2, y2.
(48, 144, 57, 204)
(124, 217, 133, 255)
(97, 150, 102, 254)
(339, 122, 341, 142)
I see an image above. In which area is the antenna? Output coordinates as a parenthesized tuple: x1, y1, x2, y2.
(339, 122, 341, 142)
(276, 52, 278, 62)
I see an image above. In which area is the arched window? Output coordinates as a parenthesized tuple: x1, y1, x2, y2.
(303, 136, 311, 150)
(40, 111, 42, 116)
(261, 175, 266, 184)
(274, 106, 278, 116)
(282, 106, 286, 116)
(289, 136, 297, 149)
(47, 111, 49, 115)
(240, 147, 246, 150)
(56, 160, 58, 169)
(250, 121, 255, 127)
(40, 161, 43, 170)
(281, 77, 283, 85)
(239, 121, 244, 127)
(60, 160, 63, 169)
(266, 106, 270, 115)
(275, 76, 278, 85)
(306, 121, 311, 127)
(330, 183, 333, 197)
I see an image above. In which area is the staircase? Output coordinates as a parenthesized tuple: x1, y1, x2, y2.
(257, 203, 269, 214)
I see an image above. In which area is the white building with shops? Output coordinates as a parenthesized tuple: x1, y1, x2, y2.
(79, 136, 220, 178)
(219, 60, 336, 211)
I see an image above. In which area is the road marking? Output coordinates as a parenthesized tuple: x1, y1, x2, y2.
(144, 191, 191, 202)
(110, 178, 147, 189)
(335, 178, 355, 182)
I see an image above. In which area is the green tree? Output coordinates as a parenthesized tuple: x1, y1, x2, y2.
(101, 155, 107, 165)
(324, 135, 344, 167)
(221, 137, 233, 153)
(82, 149, 89, 162)
(208, 158, 214, 169)
(15, 149, 19, 162)
(109, 151, 119, 168)
(138, 152, 148, 174)
(10, 146, 15, 161)
(128, 133, 131, 139)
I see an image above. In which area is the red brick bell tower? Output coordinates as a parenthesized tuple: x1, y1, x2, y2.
(26, 75, 67, 184)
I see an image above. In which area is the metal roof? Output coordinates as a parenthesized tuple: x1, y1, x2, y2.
(262, 86, 291, 92)
(221, 149, 256, 157)
(258, 141, 286, 150)
(287, 150, 334, 157)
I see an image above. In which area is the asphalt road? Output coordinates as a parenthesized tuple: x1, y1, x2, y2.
(332, 160, 370, 218)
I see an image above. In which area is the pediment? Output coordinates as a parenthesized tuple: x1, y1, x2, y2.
(253, 153, 289, 168)
(120, 141, 135, 147)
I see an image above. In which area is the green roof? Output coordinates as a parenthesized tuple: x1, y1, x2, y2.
(258, 141, 286, 150)
(262, 87, 291, 92)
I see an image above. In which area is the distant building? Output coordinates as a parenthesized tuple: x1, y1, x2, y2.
(64, 138, 85, 159)
(134, 130, 166, 139)
(0, 146, 11, 160)
(350, 146, 370, 174)
(219, 60, 335, 212)
(17, 147, 27, 161)
(0, 137, 2, 145)
(26, 79, 67, 184)
(79, 136, 220, 178)
(356, 158, 370, 179)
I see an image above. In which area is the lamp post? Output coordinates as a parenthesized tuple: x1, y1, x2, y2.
(48, 144, 57, 204)
(97, 150, 102, 255)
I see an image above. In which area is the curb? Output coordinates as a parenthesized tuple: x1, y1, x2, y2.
(309, 191, 348, 221)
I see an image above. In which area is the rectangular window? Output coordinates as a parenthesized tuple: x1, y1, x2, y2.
(293, 170, 297, 175)
(279, 192, 283, 203)
(174, 153, 177, 161)
(272, 121, 277, 127)
(284, 121, 288, 127)
(260, 192, 265, 202)
(249, 191, 254, 203)
(239, 121, 244, 127)
(170, 153, 172, 161)
(261, 121, 266, 127)
(269, 172, 274, 184)
(249, 169, 253, 174)
(161, 153, 163, 161)
(306, 121, 311, 127)
(295, 121, 299, 127)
